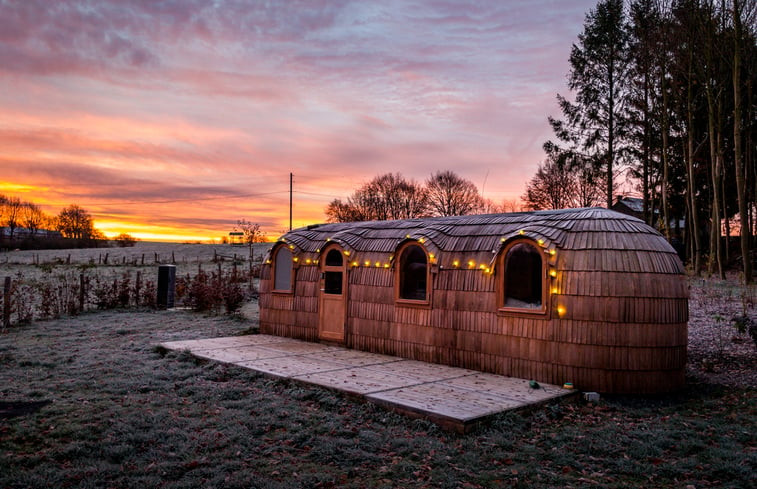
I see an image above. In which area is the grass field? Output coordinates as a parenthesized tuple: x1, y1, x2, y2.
(0, 307, 754, 488)
(1, 246, 755, 488)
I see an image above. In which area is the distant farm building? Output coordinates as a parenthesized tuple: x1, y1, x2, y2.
(228, 231, 245, 246)
(0, 227, 62, 240)
(259, 208, 688, 394)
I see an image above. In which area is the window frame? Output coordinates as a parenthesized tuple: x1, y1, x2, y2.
(497, 238, 549, 316)
(320, 245, 346, 297)
(394, 241, 431, 307)
(271, 244, 296, 294)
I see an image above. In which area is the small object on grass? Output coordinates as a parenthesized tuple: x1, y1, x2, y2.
(583, 392, 600, 402)
(529, 380, 540, 389)
(562, 382, 574, 389)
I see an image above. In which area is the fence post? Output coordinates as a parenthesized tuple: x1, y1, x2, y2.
(79, 273, 85, 313)
(3, 276, 11, 329)
(135, 271, 142, 306)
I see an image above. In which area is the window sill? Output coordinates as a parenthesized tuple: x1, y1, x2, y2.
(272, 289, 294, 296)
(497, 306, 549, 318)
(395, 298, 431, 309)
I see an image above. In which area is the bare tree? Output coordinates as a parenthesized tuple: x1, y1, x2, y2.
(57, 204, 95, 239)
(21, 202, 46, 236)
(523, 160, 578, 210)
(4, 196, 24, 239)
(425, 170, 483, 216)
(235, 219, 266, 259)
(326, 173, 427, 222)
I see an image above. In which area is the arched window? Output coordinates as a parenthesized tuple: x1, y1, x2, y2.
(501, 240, 544, 311)
(273, 246, 293, 292)
(323, 249, 343, 295)
(397, 243, 429, 302)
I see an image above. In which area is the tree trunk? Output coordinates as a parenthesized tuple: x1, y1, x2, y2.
(706, 70, 724, 278)
(643, 71, 651, 225)
(685, 47, 702, 275)
(661, 71, 672, 241)
(607, 59, 615, 209)
(732, 0, 752, 283)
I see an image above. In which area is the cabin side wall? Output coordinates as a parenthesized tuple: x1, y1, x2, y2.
(259, 264, 320, 341)
(259, 238, 688, 394)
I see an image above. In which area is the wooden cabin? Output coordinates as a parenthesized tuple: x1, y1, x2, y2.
(259, 208, 688, 394)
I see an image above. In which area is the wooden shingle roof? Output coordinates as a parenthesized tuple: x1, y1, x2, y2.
(273, 208, 683, 274)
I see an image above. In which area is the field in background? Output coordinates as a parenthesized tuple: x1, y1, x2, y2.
(0, 242, 272, 324)
(1, 241, 272, 277)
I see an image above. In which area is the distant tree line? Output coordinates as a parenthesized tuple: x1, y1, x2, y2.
(0, 195, 136, 249)
(324, 171, 518, 222)
(524, 0, 755, 281)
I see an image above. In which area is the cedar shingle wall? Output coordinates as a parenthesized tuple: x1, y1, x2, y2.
(259, 208, 688, 394)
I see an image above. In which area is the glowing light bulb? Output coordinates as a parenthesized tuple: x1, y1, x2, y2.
(557, 306, 566, 316)
(549, 269, 557, 278)
(343, 250, 350, 256)
(468, 260, 476, 269)
(452, 260, 460, 267)
(551, 287, 558, 294)
(364, 260, 370, 267)
(351, 261, 358, 267)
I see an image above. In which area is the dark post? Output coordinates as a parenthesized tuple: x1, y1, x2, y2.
(79, 273, 85, 312)
(156, 265, 176, 309)
(135, 271, 142, 306)
(3, 276, 11, 329)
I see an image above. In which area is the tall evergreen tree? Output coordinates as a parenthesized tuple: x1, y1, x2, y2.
(546, 0, 630, 208)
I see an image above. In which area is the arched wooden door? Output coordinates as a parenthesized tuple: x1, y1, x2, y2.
(318, 245, 347, 342)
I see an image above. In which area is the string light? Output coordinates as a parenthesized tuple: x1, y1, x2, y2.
(549, 269, 557, 278)
(343, 250, 350, 256)
(452, 260, 460, 267)
(468, 260, 476, 269)
(551, 287, 559, 294)
(364, 260, 370, 267)
(351, 261, 358, 267)
(557, 306, 566, 316)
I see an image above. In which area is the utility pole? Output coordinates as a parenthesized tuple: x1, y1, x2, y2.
(289, 172, 293, 231)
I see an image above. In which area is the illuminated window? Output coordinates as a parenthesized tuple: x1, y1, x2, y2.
(398, 243, 428, 301)
(273, 246, 293, 292)
(502, 241, 544, 310)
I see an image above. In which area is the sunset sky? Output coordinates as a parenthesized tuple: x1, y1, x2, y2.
(1, 0, 598, 242)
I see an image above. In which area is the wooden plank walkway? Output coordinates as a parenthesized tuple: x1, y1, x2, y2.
(160, 335, 575, 433)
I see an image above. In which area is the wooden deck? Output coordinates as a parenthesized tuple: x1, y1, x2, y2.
(160, 334, 576, 433)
